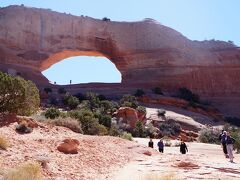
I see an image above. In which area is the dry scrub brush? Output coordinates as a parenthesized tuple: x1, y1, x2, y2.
(0, 135, 9, 150)
(3, 161, 42, 180)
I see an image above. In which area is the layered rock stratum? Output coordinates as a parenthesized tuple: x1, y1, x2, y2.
(0, 5, 240, 116)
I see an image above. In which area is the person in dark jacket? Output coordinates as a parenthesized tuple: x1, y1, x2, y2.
(180, 141, 188, 154)
(148, 138, 154, 148)
(157, 139, 164, 153)
(219, 130, 228, 158)
(226, 132, 235, 163)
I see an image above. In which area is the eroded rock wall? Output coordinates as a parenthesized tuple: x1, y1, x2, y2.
(0, 5, 240, 98)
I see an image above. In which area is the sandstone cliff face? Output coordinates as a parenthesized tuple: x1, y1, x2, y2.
(0, 5, 240, 98)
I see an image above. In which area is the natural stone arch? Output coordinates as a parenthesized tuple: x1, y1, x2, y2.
(0, 5, 240, 98)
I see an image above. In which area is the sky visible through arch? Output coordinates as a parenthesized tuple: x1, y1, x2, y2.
(1, 0, 240, 84)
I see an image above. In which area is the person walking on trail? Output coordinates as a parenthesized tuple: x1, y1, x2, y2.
(148, 138, 154, 148)
(180, 141, 188, 154)
(219, 130, 228, 158)
(226, 132, 235, 163)
(157, 139, 164, 153)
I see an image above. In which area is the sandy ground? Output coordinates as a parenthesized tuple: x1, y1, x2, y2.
(0, 123, 156, 180)
(112, 138, 240, 180)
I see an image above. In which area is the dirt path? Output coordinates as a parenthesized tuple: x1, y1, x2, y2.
(111, 138, 240, 180)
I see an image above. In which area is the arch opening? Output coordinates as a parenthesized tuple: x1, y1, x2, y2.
(42, 56, 122, 85)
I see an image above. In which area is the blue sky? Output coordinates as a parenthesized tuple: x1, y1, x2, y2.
(1, 1, 240, 85)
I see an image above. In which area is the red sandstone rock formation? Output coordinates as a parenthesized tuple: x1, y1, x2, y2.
(57, 138, 80, 154)
(0, 5, 240, 116)
(0, 5, 239, 95)
(113, 107, 146, 128)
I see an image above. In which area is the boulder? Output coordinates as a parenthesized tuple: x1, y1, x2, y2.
(114, 107, 146, 128)
(57, 138, 79, 154)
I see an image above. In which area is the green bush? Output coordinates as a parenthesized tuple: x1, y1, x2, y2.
(152, 87, 163, 95)
(97, 114, 112, 128)
(68, 109, 101, 135)
(133, 121, 146, 137)
(178, 87, 200, 103)
(158, 120, 181, 137)
(136, 106, 146, 114)
(134, 89, 145, 97)
(0, 71, 40, 115)
(74, 93, 86, 102)
(121, 132, 133, 141)
(58, 87, 66, 94)
(85, 92, 101, 109)
(43, 87, 52, 94)
(157, 109, 166, 117)
(45, 108, 60, 119)
(109, 126, 121, 136)
(96, 124, 108, 135)
(120, 95, 138, 108)
(63, 93, 80, 109)
(198, 127, 221, 144)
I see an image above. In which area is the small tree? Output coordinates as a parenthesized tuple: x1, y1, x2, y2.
(58, 87, 66, 94)
(134, 89, 145, 97)
(178, 87, 200, 103)
(120, 94, 138, 108)
(43, 87, 52, 94)
(0, 71, 40, 115)
(63, 93, 80, 109)
(45, 108, 60, 119)
(133, 121, 145, 137)
(152, 87, 163, 95)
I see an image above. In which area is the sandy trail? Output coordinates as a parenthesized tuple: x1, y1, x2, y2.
(112, 138, 240, 180)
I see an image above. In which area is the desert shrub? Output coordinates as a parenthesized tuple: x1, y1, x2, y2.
(133, 121, 146, 137)
(0, 71, 40, 115)
(198, 127, 221, 144)
(96, 124, 108, 135)
(152, 87, 163, 95)
(63, 93, 80, 109)
(224, 117, 240, 127)
(158, 120, 181, 137)
(178, 87, 200, 103)
(58, 87, 66, 94)
(68, 109, 100, 135)
(85, 92, 101, 109)
(74, 93, 86, 102)
(145, 123, 159, 138)
(98, 100, 117, 114)
(49, 95, 59, 105)
(157, 109, 166, 117)
(43, 87, 52, 94)
(136, 106, 146, 114)
(97, 94, 107, 101)
(45, 108, 60, 119)
(50, 117, 83, 133)
(4, 162, 42, 180)
(109, 126, 121, 136)
(97, 114, 112, 128)
(120, 94, 138, 108)
(134, 89, 145, 97)
(0, 135, 9, 150)
(121, 132, 133, 141)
